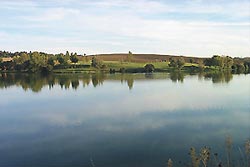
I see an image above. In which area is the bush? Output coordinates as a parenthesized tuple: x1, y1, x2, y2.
(144, 64, 155, 73)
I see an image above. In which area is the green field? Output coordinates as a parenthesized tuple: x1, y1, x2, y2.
(52, 60, 204, 73)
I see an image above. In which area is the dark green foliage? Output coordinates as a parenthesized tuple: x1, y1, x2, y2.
(0, 51, 62, 72)
(176, 58, 185, 69)
(0, 51, 13, 57)
(144, 64, 155, 73)
(224, 56, 234, 69)
(57, 53, 69, 65)
(169, 59, 177, 68)
(232, 63, 245, 73)
(48, 57, 55, 66)
(169, 58, 185, 70)
(14, 52, 30, 64)
(29, 52, 47, 72)
(204, 55, 234, 70)
(70, 53, 79, 64)
(109, 68, 116, 73)
(204, 58, 213, 67)
(204, 55, 221, 67)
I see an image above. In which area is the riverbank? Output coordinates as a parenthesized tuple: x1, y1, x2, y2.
(1, 52, 249, 74)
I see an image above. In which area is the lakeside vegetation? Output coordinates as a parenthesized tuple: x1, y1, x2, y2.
(0, 51, 249, 74)
(167, 137, 250, 167)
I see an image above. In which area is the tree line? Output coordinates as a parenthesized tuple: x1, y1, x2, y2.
(203, 55, 250, 73)
(1, 51, 250, 73)
(167, 55, 250, 73)
(0, 51, 79, 72)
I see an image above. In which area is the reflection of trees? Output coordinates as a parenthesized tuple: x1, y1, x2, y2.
(119, 74, 134, 90)
(0, 71, 234, 92)
(71, 80, 79, 90)
(91, 73, 106, 87)
(127, 76, 134, 90)
(204, 71, 233, 83)
(58, 77, 71, 89)
(0, 73, 107, 92)
(145, 73, 154, 79)
(170, 71, 184, 83)
(168, 71, 233, 84)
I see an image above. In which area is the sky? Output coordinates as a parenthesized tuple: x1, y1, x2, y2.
(0, 0, 249, 57)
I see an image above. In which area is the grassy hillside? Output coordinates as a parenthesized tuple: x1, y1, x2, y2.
(86, 53, 205, 63)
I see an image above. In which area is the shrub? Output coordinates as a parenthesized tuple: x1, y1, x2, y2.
(144, 64, 155, 73)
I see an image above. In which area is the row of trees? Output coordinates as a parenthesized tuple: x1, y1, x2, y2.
(204, 55, 250, 73)
(0, 51, 79, 72)
(168, 58, 185, 69)
(167, 55, 250, 73)
(1, 51, 249, 73)
(204, 55, 233, 69)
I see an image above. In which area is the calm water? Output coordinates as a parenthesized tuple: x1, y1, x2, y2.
(0, 72, 249, 167)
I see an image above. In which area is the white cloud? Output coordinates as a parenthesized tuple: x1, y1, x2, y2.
(0, 0, 249, 57)
(23, 8, 80, 22)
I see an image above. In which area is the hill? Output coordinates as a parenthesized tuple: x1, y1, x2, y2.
(88, 53, 205, 63)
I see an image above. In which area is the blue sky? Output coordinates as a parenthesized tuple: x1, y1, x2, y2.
(0, 0, 249, 57)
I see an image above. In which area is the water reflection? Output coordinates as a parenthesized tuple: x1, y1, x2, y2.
(0, 72, 249, 167)
(0, 71, 236, 92)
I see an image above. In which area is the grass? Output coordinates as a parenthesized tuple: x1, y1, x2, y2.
(51, 60, 219, 74)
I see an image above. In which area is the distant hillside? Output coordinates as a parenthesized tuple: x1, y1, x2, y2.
(88, 53, 205, 63)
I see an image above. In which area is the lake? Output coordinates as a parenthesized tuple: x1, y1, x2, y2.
(0, 72, 249, 167)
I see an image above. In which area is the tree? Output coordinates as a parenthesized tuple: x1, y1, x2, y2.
(48, 57, 55, 66)
(204, 58, 213, 66)
(58, 56, 65, 64)
(212, 55, 221, 67)
(19, 52, 30, 63)
(57, 52, 69, 65)
(169, 59, 177, 68)
(91, 56, 102, 68)
(204, 55, 233, 70)
(176, 58, 185, 69)
(28, 52, 50, 72)
(127, 51, 133, 62)
(70, 53, 79, 64)
(224, 56, 233, 69)
(144, 64, 155, 73)
(64, 52, 70, 63)
(198, 60, 204, 71)
(66, 51, 70, 58)
(14, 52, 30, 64)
